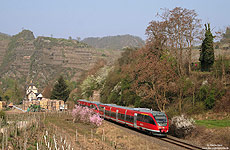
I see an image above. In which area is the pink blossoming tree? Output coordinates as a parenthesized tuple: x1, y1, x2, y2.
(72, 105, 103, 126)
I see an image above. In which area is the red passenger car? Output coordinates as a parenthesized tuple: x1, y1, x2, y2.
(98, 104, 168, 135)
(77, 99, 169, 136)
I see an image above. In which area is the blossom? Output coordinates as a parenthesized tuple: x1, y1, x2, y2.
(170, 115, 195, 137)
(72, 105, 103, 126)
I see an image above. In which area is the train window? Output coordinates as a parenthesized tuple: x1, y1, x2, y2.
(137, 114, 155, 125)
(111, 111, 116, 118)
(154, 115, 167, 126)
(118, 113, 125, 120)
(99, 106, 104, 112)
(126, 115, 134, 123)
(118, 113, 121, 119)
(121, 114, 125, 120)
(90, 105, 96, 110)
(105, 110, 110, 116)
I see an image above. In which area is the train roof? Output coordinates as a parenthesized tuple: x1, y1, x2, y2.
(78, 99, 166, 116)
(101, 103, 165, 116)
(78, 99, 102, 105)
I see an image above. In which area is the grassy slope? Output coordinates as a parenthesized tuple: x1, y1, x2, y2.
(195, 119, 230, 128)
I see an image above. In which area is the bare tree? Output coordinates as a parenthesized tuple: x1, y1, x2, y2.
(147, 7, 202, 76)
(129, 46, 178, 111)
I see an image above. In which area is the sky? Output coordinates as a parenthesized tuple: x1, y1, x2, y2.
(0, 0, 230, 40)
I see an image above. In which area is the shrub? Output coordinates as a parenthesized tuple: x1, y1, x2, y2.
(72, 105, 83, 122)
(72, 105, 103, 126)
(187, 102, 206, 115)
(214, 90, 230, 112)
(90, 114, 103, 126)
(169, 115, 195, 138)
(197, 83, 224, 110)
(165, 105, 180, 120)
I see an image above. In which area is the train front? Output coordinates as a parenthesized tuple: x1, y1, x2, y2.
(153, 112, 169, 134)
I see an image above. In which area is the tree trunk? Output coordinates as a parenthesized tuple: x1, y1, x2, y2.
(192, 88, 195, 107)
(222, 58, 226, 85)
(188, 42, 192, 75)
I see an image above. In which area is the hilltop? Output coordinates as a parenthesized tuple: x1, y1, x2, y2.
(0, 30, 121, 91)
(82, 34, 145, 50)
(0, 32, 11, 40)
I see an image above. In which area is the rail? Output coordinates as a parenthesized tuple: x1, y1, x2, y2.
(160, 136, 203, 150)
(105, 120, 203, 150)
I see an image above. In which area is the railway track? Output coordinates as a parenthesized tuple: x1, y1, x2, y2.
(160, 136, 202, 150)
(105, 120, 203, 150)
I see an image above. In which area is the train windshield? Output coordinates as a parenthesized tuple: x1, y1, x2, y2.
(154, 114, 167, 126)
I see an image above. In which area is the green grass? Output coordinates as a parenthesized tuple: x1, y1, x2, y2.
(195, 119, 230, 128)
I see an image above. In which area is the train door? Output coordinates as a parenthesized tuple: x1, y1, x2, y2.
(134, 113, 137, 128)
(103, 107, 105, 118)
(116, 110, 118, 121)
(109, 107, 112, 119)
(125, 110, 127, 122)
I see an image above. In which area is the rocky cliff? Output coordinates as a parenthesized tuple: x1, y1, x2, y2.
(0, 30, 121, 89)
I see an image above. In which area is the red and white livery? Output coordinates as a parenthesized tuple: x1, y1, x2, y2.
(77, 99, 169, 136)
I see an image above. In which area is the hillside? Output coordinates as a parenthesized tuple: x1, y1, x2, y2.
(0, 32, 11, 40)
(82, 34, 145, 50)
(0, 30, 121, 90)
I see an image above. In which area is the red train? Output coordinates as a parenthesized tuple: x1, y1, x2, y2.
(77, 99, 168, 136)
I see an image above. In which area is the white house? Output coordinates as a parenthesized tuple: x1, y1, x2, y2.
(25, 82, 43, 101)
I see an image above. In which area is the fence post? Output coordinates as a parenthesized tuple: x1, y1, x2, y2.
(75, 129, 78, 142)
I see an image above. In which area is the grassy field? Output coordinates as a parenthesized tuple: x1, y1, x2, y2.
(195, 119, 230, 128)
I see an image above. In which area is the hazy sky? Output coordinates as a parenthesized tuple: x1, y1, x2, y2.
(1, 0, 229, 40)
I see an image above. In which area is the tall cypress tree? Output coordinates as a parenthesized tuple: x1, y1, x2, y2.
(199, 23, 214, 72)
(51, 76, 70, 102)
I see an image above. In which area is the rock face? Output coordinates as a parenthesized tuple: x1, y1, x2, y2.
(0, 30, 121, 88)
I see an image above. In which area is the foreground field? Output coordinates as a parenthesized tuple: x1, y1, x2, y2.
(45, 112, 169, 150)
(1, 110, 229, 149)
(1, 111, 170, 150)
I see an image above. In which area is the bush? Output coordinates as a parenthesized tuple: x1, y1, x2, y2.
(197, 83, 224, 110)
(72, 105, 103, 126)
(165, 105, 180, 120)
(90, 114, 103, 126)
(169, 115, 195, 138)
(187, 102, 206, 115)
(213, 57, 230, 78)
(214, 90, 230, 112)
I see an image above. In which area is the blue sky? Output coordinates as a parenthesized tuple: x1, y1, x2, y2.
(0, 0, 229, 40)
